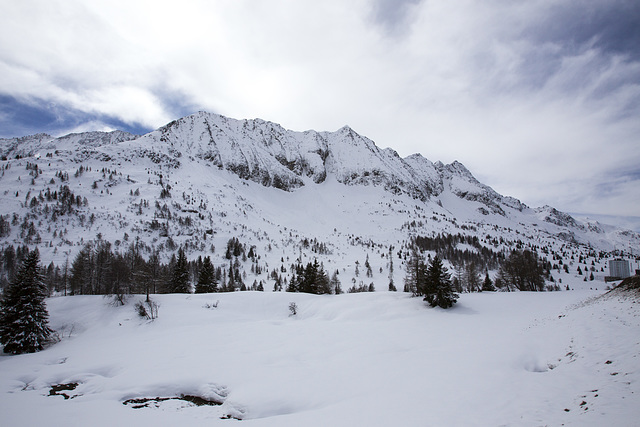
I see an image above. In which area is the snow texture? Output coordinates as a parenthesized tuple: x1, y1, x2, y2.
(0, 288, 638, 426)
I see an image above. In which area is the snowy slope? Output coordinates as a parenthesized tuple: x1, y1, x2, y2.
(0, 287, 638, 426)
(0, 131, 137, 159)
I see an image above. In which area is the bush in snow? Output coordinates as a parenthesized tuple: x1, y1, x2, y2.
(288, 302, 298, 316)
(135, 298, 159, 320)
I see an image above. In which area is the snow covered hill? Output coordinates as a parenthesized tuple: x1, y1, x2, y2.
(0, 288, 638, 426)
(0, 111, 638, 281)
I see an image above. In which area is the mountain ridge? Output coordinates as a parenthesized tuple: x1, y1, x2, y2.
(2, 111, 516, 208)
(0, 111, 637, 274)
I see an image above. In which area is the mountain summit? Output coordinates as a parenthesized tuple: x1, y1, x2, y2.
(103, 111, 520, 212)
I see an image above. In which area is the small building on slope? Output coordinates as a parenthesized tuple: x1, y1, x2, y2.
(607, 258, 631, 281)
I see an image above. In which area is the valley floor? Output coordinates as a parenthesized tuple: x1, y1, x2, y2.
(0, 289, 638, 426)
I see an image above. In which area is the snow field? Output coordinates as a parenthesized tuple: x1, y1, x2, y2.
(1, 289, 638, 426)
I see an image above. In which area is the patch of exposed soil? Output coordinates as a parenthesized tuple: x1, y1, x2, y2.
(122, 394, 242, 419)
(48, 383, 80, 399)
(123, 394, 223, 408)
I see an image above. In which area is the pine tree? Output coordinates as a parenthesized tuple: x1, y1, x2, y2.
(424, 255, 458, 309)
(0, 249, 54, 354)
(388, 245, 395, 291)
(69, 244, 91, 295)
(330, 270, 343, 294)
(301, 261, 319, 294)
(481, 272, 495, 292)
(147, 249, 161, 295)
(287, 265, 303, 293)
(169, 247, 191, 293)
(464, 262, 481, 292)
(296, 259, 331, 295)
(404, 246, 425, 296)
(195, 256, 217, 293)
(365, 254, 372, 278)
(316, 264, 331, 294)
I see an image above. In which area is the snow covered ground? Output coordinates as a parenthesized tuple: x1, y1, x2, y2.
(1, 285, 638, 426)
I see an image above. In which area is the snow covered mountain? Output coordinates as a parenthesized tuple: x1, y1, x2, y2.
(3, 112, 640, 426)
(122, 111, 521, 209)
(0, 111, 637, 276)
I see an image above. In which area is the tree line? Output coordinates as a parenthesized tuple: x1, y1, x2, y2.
(66, 240, 256, 297)
(404, 244, 549, 295)
(412, 233, 504, 271)
(0, 237, 347, 299)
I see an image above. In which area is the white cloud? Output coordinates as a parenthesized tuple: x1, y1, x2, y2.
(0, 0, 638, 217)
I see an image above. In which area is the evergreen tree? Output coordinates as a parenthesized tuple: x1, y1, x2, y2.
(301, 261, 319, 294)
(365, 254, 373, 278)
(297, 260, 331, 294)
(69, 244, 91, 295)
(220, 269, 228, 292)
(146, 249, 161, 296)
(330, 270, 343, 294)
(316, 264, 331, 294)
(0, 215, 10, 238)
(453, 263, 464, 293)
(464, 262, 481, 292)
(169, 247, 191, 293)
(404, 246, 426, 296)
(195, 256, 217, 293)
(388, 248, 395, 291)
(0, 249, 54, 354)
(481, 272, 495, 292)
(273, 275, 283, 292)
(3, 245, 17, 283)
(227, 260, 235, 290)
(287, 265, 303, 293)
(424, 255, 458, 309)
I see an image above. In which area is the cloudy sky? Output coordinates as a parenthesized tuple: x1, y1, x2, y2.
(1, 0, 639, 227)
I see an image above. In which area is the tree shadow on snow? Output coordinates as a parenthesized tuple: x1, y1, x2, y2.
(445, 303, 478, 315)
